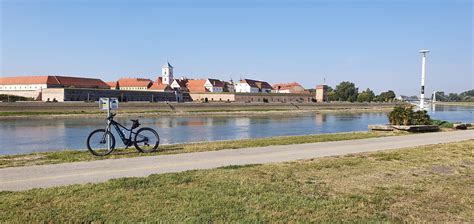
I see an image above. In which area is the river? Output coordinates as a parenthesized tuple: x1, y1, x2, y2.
(0, 104, 472, 155)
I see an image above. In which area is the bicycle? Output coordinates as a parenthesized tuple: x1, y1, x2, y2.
(86, 113, 160, 156)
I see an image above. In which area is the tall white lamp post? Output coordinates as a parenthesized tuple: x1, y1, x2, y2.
(419, 50, 430, 110)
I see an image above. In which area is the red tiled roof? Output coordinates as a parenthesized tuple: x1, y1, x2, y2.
(0, 75, 109, 89)
(54, 76, 109, 88)
(117, 78, 152, 88)
(186, 79, 208, 93)
(272, 82, 301, 89)
(0, 76, 57, 85)
(106, 81, 119, 88)
(272, 82, 305, 93)
(149, 82, 172, 91)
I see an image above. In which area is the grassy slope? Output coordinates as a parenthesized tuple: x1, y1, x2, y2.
(1, 140, 472, 222)
(0, 131, 402, 168)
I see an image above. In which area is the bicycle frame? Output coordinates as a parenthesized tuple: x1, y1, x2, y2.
(105, 119, 148, 147)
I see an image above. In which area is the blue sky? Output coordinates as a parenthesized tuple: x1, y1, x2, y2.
(1, 0, 472, 95)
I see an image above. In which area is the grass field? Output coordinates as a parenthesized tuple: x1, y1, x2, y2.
(0, 131, 403, 168)
(1, 140, 472, 222)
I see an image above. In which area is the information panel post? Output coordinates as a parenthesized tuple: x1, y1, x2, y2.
(99, 98, 119, 151)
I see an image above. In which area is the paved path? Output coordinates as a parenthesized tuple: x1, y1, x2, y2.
(1, 130, 473, 191)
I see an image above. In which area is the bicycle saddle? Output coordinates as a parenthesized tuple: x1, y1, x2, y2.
(130, 119, 140, 129)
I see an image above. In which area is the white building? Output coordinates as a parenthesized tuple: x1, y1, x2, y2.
(234, 79, 272, 93)
(162, 62, 174, 85)
(204, 79, 224, 92)
(170, 78, 189, 92)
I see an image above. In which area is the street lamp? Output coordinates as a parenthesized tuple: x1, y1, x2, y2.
(419, 50, 430, 110)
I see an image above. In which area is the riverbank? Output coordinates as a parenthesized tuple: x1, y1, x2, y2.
(0, 131, 404, 168)
(0, 101, 403, 119)
(434, 102, 474, 106)
(1, 139, 472, 222)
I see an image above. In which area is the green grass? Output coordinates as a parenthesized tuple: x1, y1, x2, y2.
(1, 140, 472, 222)
(0, 131, 403, 168)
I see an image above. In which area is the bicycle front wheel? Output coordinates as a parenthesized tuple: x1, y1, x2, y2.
(87, 129, 116, 156)
(134, 127, 160, 153)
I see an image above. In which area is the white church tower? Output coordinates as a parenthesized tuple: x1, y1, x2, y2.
(162, 61, 174, 85)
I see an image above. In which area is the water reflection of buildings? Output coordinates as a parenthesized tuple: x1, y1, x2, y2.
(314, 113, 327, 123)
(234, 117, 251, 139)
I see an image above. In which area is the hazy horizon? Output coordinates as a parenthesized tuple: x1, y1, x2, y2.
(1, 0, 472, 96)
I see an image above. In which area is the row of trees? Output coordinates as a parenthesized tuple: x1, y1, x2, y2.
(326, 81, 396, 103)
(434, 90, 474, 102)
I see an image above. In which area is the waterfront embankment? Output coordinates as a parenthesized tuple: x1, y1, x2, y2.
(0, 131, 403, 168)
(0, 101, 404, 119)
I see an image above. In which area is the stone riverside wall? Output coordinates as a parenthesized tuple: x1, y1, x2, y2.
(1, 88, 186, 102)
(190, 93, 314, 103)
(57, 88, 181, 102)
(234, 93, 314, 103)
(0, 101, 405, 113)
(3, 88, 315, 103)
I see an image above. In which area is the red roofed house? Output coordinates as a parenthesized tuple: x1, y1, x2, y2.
(235, 79, 273, 93)
(148, 77, 173, 92)
(185, 79, 225, 93)
(185, 79, 208, 93)
(117, 78, 152, 91)
(272, 82, 306, 93)
(0, 75, 109, 91)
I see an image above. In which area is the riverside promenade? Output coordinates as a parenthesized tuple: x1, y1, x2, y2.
(1, 130, 473, 191)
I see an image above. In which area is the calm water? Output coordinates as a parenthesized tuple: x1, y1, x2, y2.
(0, 105, 472, 155)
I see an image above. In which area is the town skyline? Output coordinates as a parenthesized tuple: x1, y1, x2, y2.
(1, 0, 472, 96)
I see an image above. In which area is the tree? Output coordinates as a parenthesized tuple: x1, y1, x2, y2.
(377, 90, 396, 102)
(357, 88, 375, 102)
(328, 91, 338, 101)
(460, 89, 474, 97)
(448, 93, 461, 101)
(434, 91, 447, 102)
(334, 81, 358, 102)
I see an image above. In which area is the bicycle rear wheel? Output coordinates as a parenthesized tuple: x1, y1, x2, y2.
(87, 129, 116, 156)
(134, 127, 160, 153)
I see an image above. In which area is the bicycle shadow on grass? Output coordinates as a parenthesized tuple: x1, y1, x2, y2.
(111, 146, 186, 156)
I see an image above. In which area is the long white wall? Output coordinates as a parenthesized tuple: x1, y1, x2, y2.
(0, 84, 47, 91)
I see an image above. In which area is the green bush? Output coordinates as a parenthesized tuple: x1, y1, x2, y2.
(388, 106, 431, 125)
(430, 119, 454, 128)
